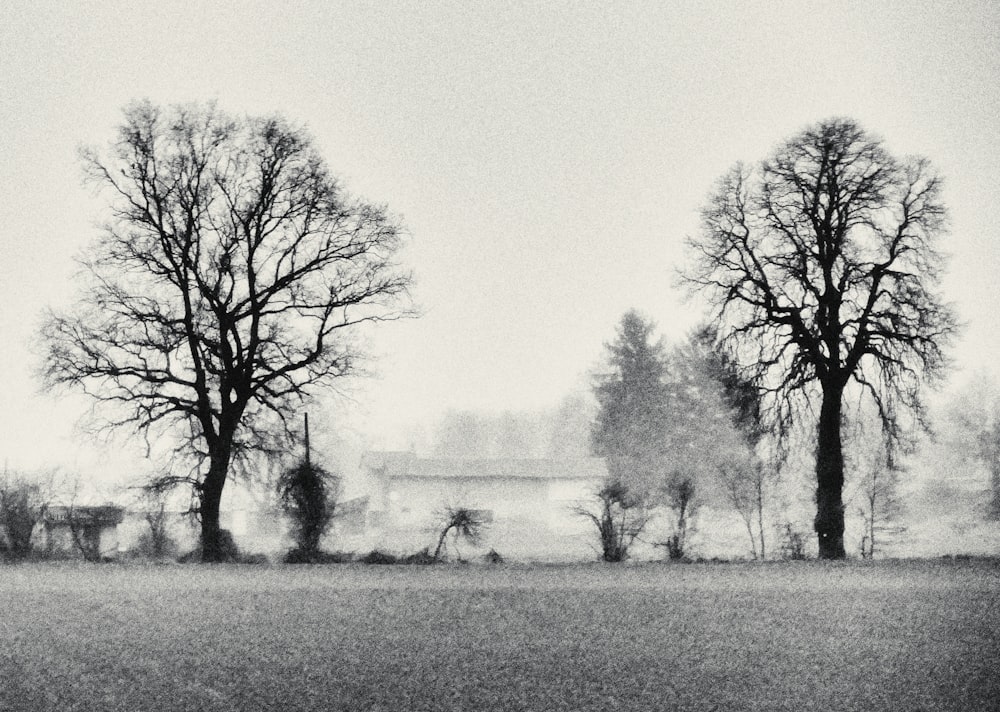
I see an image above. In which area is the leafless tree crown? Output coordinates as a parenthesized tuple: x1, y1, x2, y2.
(684, 118, 958, 442)
(41, 100, 412, 479)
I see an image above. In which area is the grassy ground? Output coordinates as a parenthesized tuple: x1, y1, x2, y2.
(0, 559, 997, 712)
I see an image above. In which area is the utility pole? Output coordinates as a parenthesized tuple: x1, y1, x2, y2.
(304, 412, 311, 467)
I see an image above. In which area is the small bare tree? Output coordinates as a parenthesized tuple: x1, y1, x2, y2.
(131, 486, 176, 559)
(575, 481, 650, 562)
(433, 507, 487, 562)
(857, 463, 904, 559)
(719, 459, 772, 560)
(660, 474, 698, 561)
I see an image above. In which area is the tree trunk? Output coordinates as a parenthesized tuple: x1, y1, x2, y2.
(200, 448, 231, 563)
(433, 525, 450, 562)
(815, 383, 846, 559)
(756, 471, 766, 560)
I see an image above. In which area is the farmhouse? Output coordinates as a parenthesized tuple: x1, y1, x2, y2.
(360, 451, 608, 560)
(35, 505, 125, 559)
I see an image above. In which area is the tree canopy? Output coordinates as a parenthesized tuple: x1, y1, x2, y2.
(591, 310, 672, 494)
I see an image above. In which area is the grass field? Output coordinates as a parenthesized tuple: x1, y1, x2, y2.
(0, 560, 997, 711)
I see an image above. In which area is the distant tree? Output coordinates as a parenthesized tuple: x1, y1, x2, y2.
(431, 411, 494, 458)
(845, 409, 906, 559)
(546, 391, 594, 459)
(688, 325, 777, 559)
(39, 101, 412, 561)
(433, 506, 487, 562)
(0, 472, 48, 560)
(683, 118, 958, 558)
(856, 458, 905, 559)
(592, 310, 671, 496)
(940, 374, 1000, 520)
(574, 481, 650, 562)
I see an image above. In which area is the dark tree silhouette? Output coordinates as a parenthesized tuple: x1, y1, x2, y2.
(278, 460, 340, 562)
(433, 507, 487, 562)
(40, 101, 412, 561)
(0, 474, 47, 560)
(683, 118, 958, 559)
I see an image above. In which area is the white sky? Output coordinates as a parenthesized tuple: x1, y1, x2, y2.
(1, 1, 998, 476)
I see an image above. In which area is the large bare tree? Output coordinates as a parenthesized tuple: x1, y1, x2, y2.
(683, 118, 958, 559)
(41, 101, 412, 561)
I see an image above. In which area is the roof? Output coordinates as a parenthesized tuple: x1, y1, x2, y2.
(362, 451, 608, 481)
(44, 505, 125, 526)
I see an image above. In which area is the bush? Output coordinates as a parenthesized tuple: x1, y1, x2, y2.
(662, 534, 689, 562)
(779, 523, 809, 560)
(284, 549, 355, 564)
(574, 481, 649, 563)
(483, 548, 505, 564)
(239, 553, 270, 565)
(134, 529, 178, 560)
(178, 528, 244, 563)
(278, 459, 340, 561)
(360, 549, 399, 565)
(0, 478, 46, 561)
(401, 547, 436, 565)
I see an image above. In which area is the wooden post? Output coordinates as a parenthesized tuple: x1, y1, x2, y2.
(304, 412, 311, 467)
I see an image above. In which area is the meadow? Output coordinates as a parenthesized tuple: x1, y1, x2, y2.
(0, 559, 997, 711)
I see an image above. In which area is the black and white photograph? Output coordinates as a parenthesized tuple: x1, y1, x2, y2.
(1, 1, 997, 710)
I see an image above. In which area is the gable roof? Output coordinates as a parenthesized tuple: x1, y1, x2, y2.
(362, 451, 608, 481)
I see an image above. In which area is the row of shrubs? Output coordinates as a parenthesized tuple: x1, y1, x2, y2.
(284, 546, 506, 565)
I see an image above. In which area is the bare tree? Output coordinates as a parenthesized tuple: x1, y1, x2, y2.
(940, 373, 1000, 520)
(845, 408, 906, 559)
(137, 488, 175, 560)
(689, 325, 777, 560)
(40, 101, 412, 561)
(856, 460, 905, 559)
(432, 506, 487, 562)
(683, 118, 958, 558)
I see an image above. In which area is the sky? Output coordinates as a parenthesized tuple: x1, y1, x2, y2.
(1, 1, 998, 479)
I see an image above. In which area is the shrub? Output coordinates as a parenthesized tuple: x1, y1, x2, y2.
(0, 478, 46, 561)
(574, 481, 649, 562)
(401, 547, 436, 565)
(779, 523, 809, 560)
(239, 553, 269, 565)
(277, 459, 340, 562)
(178, 528, 242, 563)
(662, 534, 690, 562)
(283, 549, 354, 564)
(483, 548, 505, 564)
(360, 549, 399, 565)
(135, 529, 178, 560)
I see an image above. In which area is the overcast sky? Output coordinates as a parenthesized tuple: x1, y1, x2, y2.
(1, 1, 998, 476)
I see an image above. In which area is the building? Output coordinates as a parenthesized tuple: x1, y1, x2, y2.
(35, 505, 125, 560)
(360, 451, 608, 561)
